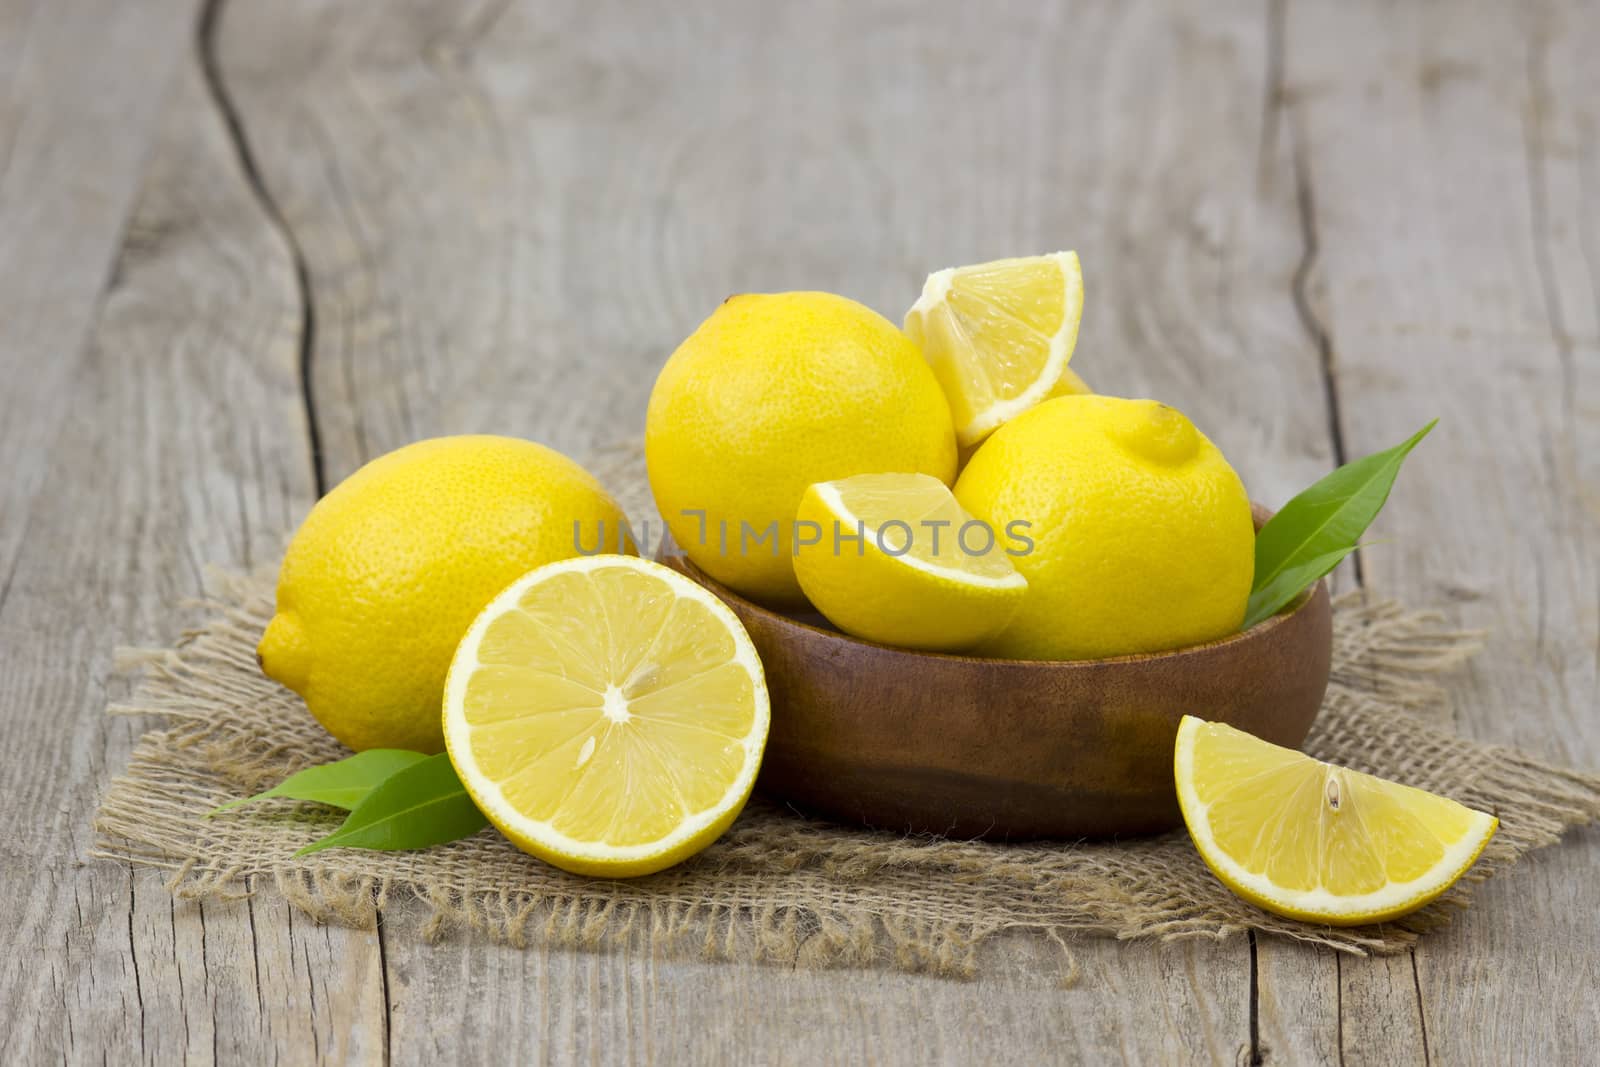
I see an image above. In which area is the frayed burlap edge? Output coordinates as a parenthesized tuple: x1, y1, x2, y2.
(93, 568, 1600, 980)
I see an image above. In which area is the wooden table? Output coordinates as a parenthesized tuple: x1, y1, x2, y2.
(4, 0, 1596, 1062)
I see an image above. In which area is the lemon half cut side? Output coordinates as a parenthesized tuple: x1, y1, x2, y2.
(444, 555, 770, 878)
(1174, 716, 1497, 925)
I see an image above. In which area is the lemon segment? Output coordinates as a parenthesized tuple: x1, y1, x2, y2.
(1047, 365, 1093, 400)
(904, 252, 1084, 447)
(1174, 717, 1498, 925)
(444, 555, 769, 877)
(793, 473, 1026, 652)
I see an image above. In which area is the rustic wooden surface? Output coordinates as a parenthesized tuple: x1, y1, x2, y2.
(1, 0, 1595, 1062)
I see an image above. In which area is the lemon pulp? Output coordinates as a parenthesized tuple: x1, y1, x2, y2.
(1175, 717, 1497, 924)
(793, 473, 1025, 651)
(444, 555, 769, 877)
(904, 251, 1084, 447)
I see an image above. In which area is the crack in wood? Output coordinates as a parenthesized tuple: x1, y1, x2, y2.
(197, 0, 326, 497)
(244, 890, 265, 1019)
(124, 866, 146, 1057)
(1289, 145, 1348, 472)
(1247, 930, 1264, 1065)
(190, 4, 395, 1059)
(1410, 951, 1431, 1065)
(377, 911, 393, 1067)
(1287, 99, 1364, 591)
(1334, 952, 1345, 1067)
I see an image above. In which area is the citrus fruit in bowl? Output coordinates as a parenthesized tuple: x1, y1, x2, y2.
(955, 394, 1256, 660)
(904, 251, 1085, 448)
(645, 291, 957, 606)
(792, 473, 1027, 652)
(658, 502, 1332, 840)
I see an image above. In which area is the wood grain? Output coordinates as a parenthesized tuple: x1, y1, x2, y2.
(0, 0, 200, 608)
(1274, 1, 1600, 1063)
(2, 0, 1597, 1061)
(0, 54, 382, 1064)
(382, 934, 1250, 1067)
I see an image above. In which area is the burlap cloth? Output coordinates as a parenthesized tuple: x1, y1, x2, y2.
(92, 452, 1600, 978)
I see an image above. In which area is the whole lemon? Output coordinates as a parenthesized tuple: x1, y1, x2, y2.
(954, 395, 1253, 660)
(646, 292, 957, 603)
(258, 436, 634, 752)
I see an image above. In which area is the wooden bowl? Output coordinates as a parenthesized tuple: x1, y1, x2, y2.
(658, 507, 1333, 839)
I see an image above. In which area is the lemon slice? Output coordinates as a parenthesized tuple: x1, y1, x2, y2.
(443, 555, 769, 877)
(793, 473, 1027, 651)
(904, 251, 1084, 447)
(1174, 716, 1497, 924)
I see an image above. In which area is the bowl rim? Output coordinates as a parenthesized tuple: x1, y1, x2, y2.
(667, 554, 1325, 669)
(660, 501, 1329, 670)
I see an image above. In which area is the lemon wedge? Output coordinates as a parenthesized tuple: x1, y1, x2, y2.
(443, 555, 769, 877)
(1174, 716, 1497, 925)
(793, 473, 1027, 651)
(904, 251, 1084, 447)
(1047, 364, 1093, 399)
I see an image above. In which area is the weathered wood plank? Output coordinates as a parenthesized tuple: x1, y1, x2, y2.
(383, 934, 1252, 1067)
(0, 56, 386, 1063)
(1255, 0, 1600, 1063)
(7, 0, 1591, 1060)
(0, 0, 200, 596)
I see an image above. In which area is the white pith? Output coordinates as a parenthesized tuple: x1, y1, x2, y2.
(443, 554, 769, 865)
(812, 481, 1027, 590)
(905, 250, 1084, 446)
(1173, 717, 1497, 919)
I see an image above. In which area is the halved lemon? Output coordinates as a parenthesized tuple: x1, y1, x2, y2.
(903, 251, 1085, 447)
(443, 555, 769, 877)
(793, 473, 1027, 652)
(1174, 716, 1497, 925)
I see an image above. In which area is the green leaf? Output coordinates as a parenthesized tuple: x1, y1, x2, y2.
(1243, 544, 1359, 630)
(210, 749, 428, 815)
(294, 752, 487, 857)
(1247, 419, 1436, 627)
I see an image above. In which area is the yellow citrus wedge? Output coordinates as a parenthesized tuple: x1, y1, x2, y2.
(1047, 364, 1092, 399)
(793, 473, 1026, 651)
(444, 555, 769, 877)
(904, 251, 1084, 447)
(1174, 716, 1497, 925)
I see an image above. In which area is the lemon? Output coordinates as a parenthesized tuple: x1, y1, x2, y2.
(258, 436, 635, 753)
(793, 474, 1027, 651)
(904, 252, 1084, 447)
(1047, 365, 1093, 399)
(1175, 717, 1498, 924)
(444, 555, 769, 877)
(954, 395, 1253, 660)
(957, 365, 1094, 471)
(646, 292, 957, 605)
